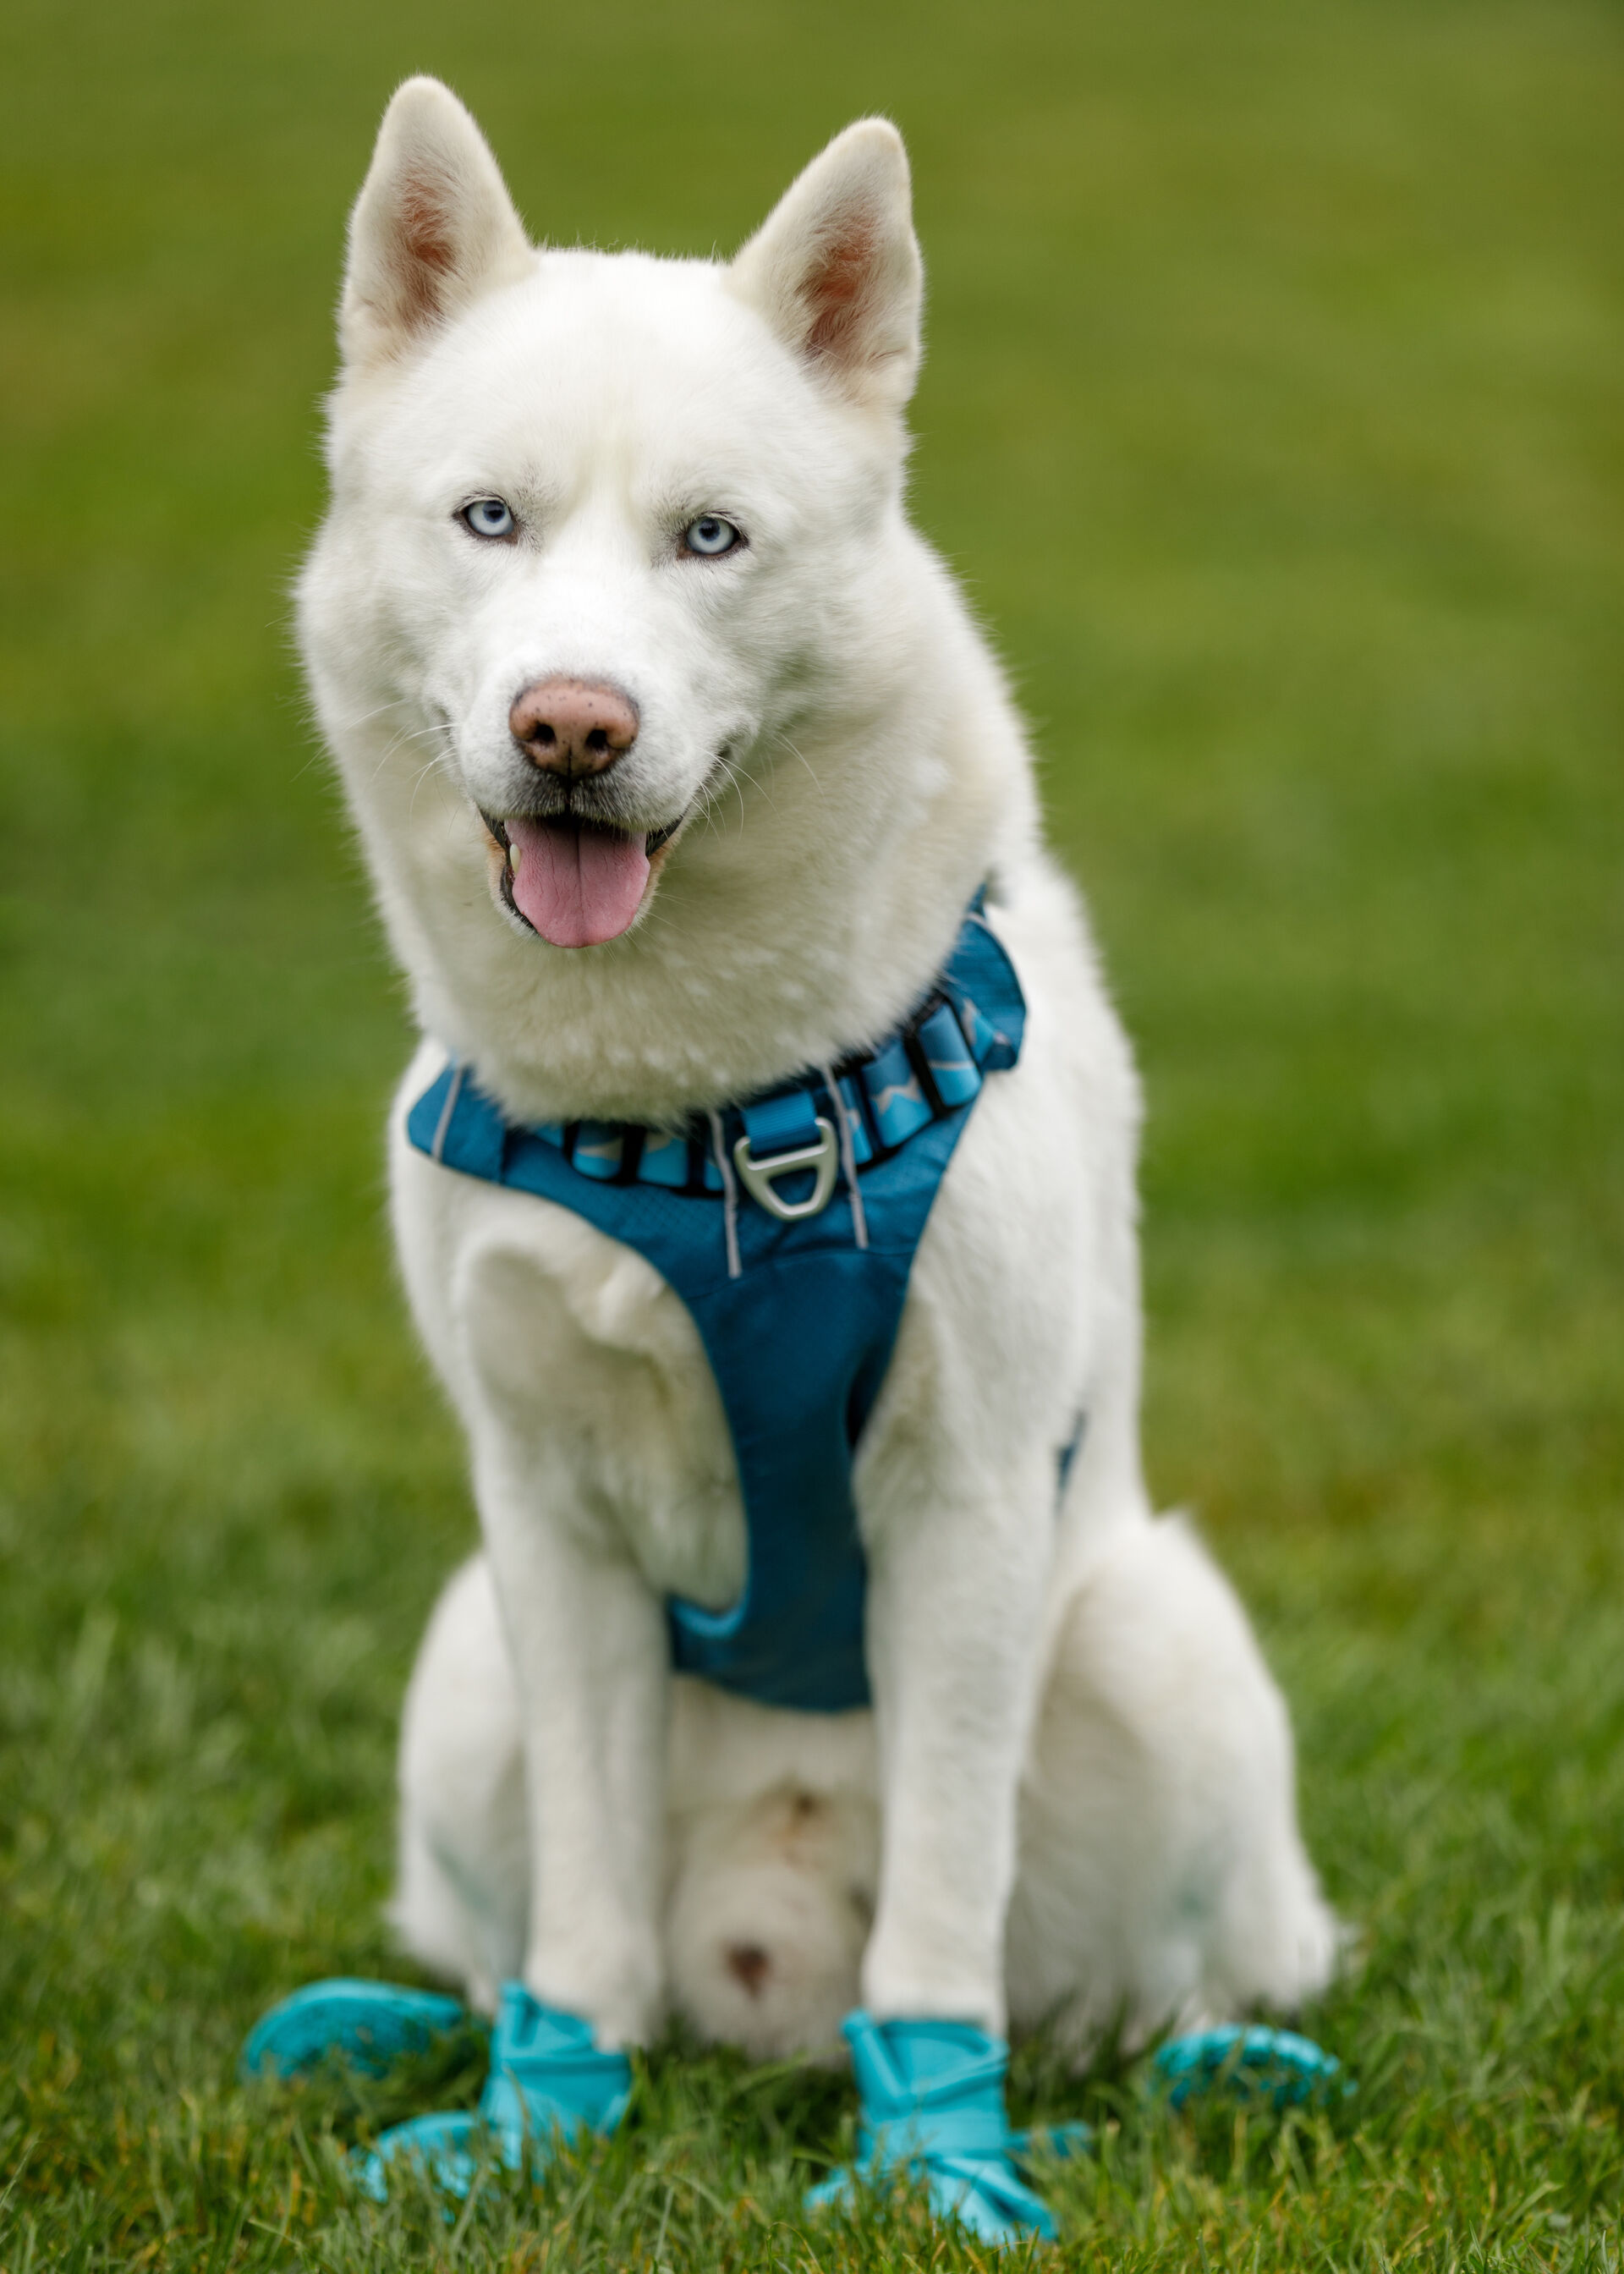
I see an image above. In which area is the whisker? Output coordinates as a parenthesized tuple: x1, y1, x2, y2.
(771, 731, 826, 805)
(367, 712, 458, 788)
(408, 754, 462, 822)
(725, 754, 782, 820)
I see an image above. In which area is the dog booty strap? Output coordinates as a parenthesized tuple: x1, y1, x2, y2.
(354, 1984, 632, 2203)
(1153, 2024, 1349, 2108)
(476, 1982, 634, 2142)
(239, 1978, 469, 2081)
(805, 2009, 1058, 2244)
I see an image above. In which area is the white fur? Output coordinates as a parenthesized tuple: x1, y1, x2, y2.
(302, 78, 1338, 2059)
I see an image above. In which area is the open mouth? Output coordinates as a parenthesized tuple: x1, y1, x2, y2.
(482, 812, 681, 949)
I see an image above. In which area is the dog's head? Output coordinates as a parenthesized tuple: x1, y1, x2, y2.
(305, 78, 924, 954)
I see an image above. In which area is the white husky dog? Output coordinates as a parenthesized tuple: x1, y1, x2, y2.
(299, 77, 1337, 2072)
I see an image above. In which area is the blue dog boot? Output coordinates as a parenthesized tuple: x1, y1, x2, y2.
(354, 2108, 493, 2203)
(475, 1984, 634, 2143)
(806, 2010, 1058, 2245)
(1010, 2117, 1094, 2162)
(240, 1978, 469, 2081)
(1153, 2024, 1349, 2110)
(356, 1983, 633, 2203)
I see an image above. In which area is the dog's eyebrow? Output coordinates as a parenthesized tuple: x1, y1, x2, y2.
(645, 481, 754, 530)
(443, 464, 562, 515)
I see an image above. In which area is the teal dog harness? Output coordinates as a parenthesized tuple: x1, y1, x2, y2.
(406, 898, 1026, 1714)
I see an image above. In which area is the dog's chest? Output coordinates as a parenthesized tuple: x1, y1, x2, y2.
(452, 1205, 749, 1609)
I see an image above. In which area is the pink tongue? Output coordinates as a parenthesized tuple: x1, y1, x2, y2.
(505, 816, 650, 948)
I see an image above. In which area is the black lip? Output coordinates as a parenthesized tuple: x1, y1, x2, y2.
(497, 849, 528, 928)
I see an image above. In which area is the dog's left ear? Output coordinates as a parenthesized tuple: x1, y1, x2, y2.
(729, 119, 922, 413)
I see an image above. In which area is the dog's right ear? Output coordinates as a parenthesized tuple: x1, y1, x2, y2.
(340, 78, 532, 372)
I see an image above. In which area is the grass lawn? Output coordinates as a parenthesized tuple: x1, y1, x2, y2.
(3, 0, 1622, 2265)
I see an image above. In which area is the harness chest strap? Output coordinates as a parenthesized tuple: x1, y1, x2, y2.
(406, 899, 1027, 1714)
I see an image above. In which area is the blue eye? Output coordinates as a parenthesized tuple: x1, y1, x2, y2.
(683, 514, 743, 558)
(462, 497, 515, 541)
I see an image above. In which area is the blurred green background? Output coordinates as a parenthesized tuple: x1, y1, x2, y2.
(2, 1, 1621, 2265)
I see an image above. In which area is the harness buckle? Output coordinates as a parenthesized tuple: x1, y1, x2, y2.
(732, 1116, 839, 1222)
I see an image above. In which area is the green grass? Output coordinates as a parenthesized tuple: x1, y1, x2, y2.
(2, 0, 1621, 2265)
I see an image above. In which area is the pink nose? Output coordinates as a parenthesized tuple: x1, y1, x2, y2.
(508, 678, 639, 777)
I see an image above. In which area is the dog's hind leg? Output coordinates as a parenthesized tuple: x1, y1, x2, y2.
(1005, 1513, 1339, 2067)
(391, 1554, 529, 2016)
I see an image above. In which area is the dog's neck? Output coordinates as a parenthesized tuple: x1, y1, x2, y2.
(332, 551, 1039, 1130)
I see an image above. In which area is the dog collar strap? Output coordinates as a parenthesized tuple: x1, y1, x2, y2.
(405, 897, 1024, 1713)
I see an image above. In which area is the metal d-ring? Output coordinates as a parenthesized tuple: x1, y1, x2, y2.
(732, 1116, 840, 1222)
